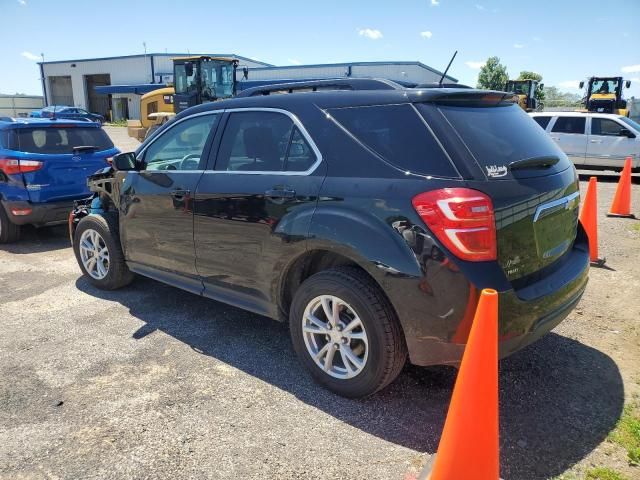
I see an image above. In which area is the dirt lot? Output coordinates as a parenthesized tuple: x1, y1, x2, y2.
(1, 127, 639, 480)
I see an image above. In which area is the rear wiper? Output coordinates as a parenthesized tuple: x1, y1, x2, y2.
(73, 145, 99, 154)
(509, 156, 559, 171)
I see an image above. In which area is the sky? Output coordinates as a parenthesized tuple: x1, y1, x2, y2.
(1, 0, 639, 98)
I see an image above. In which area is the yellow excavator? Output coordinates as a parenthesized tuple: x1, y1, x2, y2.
(504, 79, 543, 112)
(128, 56, 239, 140)
(579, 77, 632, 117)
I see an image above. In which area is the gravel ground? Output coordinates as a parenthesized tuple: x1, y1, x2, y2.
(1, 127, 639, 480)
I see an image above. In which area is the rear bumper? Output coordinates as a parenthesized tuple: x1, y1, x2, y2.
(391, 228, 590, 367)
(1, 199, 75, 227)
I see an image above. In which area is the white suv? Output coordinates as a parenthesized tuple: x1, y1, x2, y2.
(529, 111, 640, 172)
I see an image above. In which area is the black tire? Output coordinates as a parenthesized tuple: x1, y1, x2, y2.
(0, 204, 21, 243)
(289, 266, 407, 398)
(73, 213, 134, 290)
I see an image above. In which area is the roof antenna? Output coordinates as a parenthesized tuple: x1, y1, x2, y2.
(439, 50, 458, 86)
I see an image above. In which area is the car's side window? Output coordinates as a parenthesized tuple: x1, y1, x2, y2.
(532, 116, 551, 130)
(551, 117, 586, 134)
(215, 111, 317, 173)
(143, 114, 218, 171)
(591, 118, 625, 137)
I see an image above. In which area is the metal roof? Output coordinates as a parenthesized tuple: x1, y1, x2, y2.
(39, 53, 273, 67)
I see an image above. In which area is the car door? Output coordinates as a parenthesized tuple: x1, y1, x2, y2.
(194, 108, 325, 316)
(549, 116, 587, 166)
(586, 117, 634, 168)
(119, 112, 221, 292)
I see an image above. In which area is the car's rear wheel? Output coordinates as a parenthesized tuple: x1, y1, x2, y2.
(289, 267, 407, 398)
(0, 205, 21, 243)
(73, 213, 134, 290)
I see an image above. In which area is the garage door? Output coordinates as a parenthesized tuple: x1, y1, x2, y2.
(49, 76, 73, 106)
(85, 74, 111, 119)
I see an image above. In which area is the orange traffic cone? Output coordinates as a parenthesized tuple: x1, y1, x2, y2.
(426, 289, 499, 480)
(579, 177, 605, 266)
(607, 157, 635, 218)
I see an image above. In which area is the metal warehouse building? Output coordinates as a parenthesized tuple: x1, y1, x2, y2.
(39, 53, 456, 121)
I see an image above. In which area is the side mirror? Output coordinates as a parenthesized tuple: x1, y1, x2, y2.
(113, 152, 138, 171)
(625, 80, 631, 89)
(620, 128, 636, 139)
(539, 83, 544, 90)
(185, 62, 194, 77)
(579, 81, 585, 89)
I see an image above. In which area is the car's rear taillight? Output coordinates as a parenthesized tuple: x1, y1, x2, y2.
(105, 156, 113, 165)
(412, 188, 497, 262)
(0, 158, 44, 175)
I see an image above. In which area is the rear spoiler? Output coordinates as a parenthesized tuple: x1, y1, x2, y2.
(418, 90, 518, 107)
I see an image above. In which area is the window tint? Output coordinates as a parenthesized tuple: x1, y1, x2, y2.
(551, 117, 586, 134)
(591, 118, 625, 136)
(328, 104, 457, 177)
(532, 116, 551, 129)
(15, 127, 113, 154)
(216, 111, 316, 172)
(144, 114, 218, 171)
(285, 128, 316, 171)
(429, 103, 568, 179)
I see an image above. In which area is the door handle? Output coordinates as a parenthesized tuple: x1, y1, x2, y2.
(265, 188, 296, 199)
(170, 188, 190, 199)
(551, 137, 560, 141)
(590, 140, 603, 143)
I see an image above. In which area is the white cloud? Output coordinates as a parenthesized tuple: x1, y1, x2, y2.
(513, 43, 525, 49)
(533, 36, 542, 42)
(475, 4, 485, 10)
(558, 80, 581, 90)
(287, 58, 302, 65)
(21, 51, 40, 61)
(18, 0, 26, 5)
(630, 77, 640, 82)
(465, 61, 485, 70)
(430, 0, 439, 5)
(358, 28, 383, 40)
(621, 64, 640, 73)
(420, 31, 433, 39)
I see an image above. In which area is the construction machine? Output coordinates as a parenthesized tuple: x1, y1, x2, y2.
(128, 56, 239, 140)
(580, 76, 632, 116)
(504, 79, 543, 112)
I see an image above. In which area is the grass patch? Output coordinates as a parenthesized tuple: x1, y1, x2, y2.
(105, 119, 128, 127)
(632, 223, 640, 233)
(608, 403, 640, 466)
(584, 467, 628, 480)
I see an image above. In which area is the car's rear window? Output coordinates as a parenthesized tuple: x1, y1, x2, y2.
(425, 103, 569, 179)
(327, 104, 458, 178)
(14, 127, 114, 154)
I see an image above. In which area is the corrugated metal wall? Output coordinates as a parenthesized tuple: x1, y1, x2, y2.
(0, 95, 44, 117)
(239, 63, 448, 85)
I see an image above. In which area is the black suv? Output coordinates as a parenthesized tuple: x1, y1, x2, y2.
(70, 87, 589, 398)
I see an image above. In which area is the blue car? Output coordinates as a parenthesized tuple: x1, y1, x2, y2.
(31, 106, 105, 124)
(0, 118, 118, 242)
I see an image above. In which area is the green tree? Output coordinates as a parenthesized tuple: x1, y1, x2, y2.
(476, 56, 509, 90)
(517, 71, 545, 103)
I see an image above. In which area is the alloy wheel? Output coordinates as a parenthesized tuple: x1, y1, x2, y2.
(79, 229, 110, 280)
(302, 295, 369, 379)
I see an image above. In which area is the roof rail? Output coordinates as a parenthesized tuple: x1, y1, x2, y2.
(237, 78, 405, 97)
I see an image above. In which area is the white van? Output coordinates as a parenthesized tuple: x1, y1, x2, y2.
(529, 111, 640, 172)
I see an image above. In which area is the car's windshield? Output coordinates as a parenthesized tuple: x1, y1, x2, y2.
(619, 116, 640, 132)
(591, 79, 619, 95)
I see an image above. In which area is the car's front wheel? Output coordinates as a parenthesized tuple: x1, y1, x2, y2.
(289, 267, 407, 398)
(73, 213, 134, 290)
